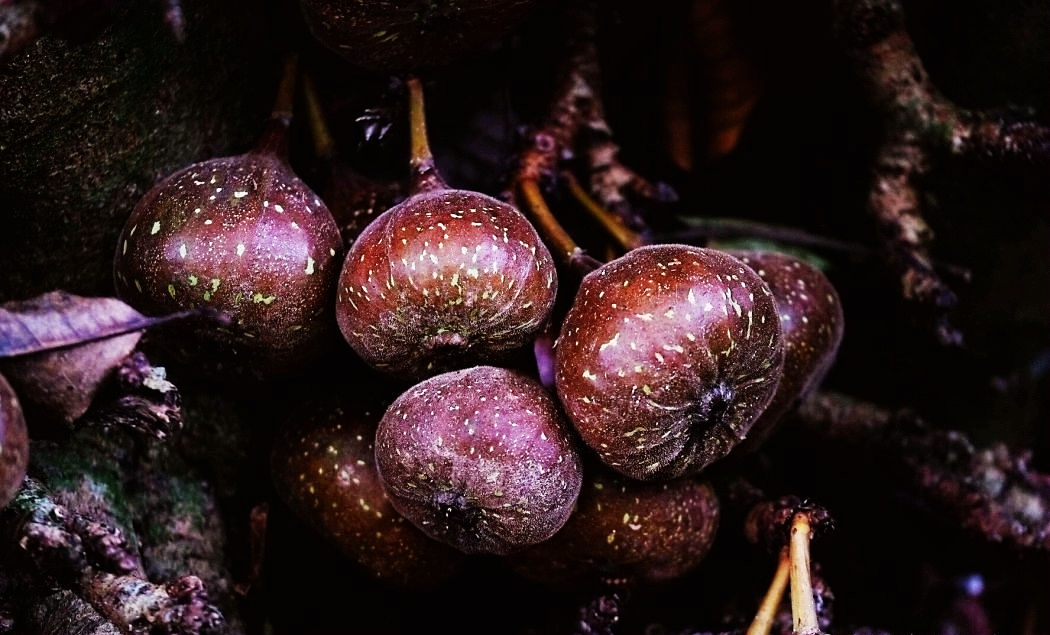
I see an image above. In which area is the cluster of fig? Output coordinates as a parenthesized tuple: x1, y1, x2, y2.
(279, 80, 841, 589)
(109, 14, 844, 594)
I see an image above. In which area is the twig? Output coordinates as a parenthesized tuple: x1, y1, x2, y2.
(82, 572, 224, 635)
(745, 547, 790, 635)
(833, 0, 1050, 346)
(741, 496, 834, 635)
(2, 477, 226, 634)
(788, 512, 823, 635)
(796, 390, 1050, 551)
(519, 177, 602, 275)
(25, 589, 122, 635)
(87, 352, 182, 440)
(562, 170, 645, 251)
(6, 476, 143, 579)
(512, 0, 671, 261)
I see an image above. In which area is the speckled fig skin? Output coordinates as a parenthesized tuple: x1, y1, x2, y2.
(0, 372, 29, 508)
(298, 0, 538, 73)
(728, 250, 844, 455)
(555, 244, 784, 481)
(509, 463, 720, 588)
(270, 393, 463, 588)
(336, 189, 557, 380)
(374, 365, 583, 555)
(113, 121, 343, 379)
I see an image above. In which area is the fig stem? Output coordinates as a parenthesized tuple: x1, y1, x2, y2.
(253, 53, 299, 158)
(301, 71, 336, 161)
(561, 170, 644, 251)
(789, 511, 824, 635)
(271, 53, 298, 120)
(518, 178, 589, 271)
(745, 547, 790, 635)
(405, 76, 445, 193)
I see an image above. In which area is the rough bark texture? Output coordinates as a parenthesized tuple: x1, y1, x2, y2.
(0, 0, 276, 302)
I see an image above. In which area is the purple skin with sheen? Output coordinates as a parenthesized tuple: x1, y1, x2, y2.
(555, 244, 785, 481)
(113, 143, 343, 378)
(0, 373, 29, 508)
(728, 250, 844, 455)
(374, 365, 583, 555)
(509, 466, 720, 588)
(336, 188, 557, 381)
(270, 394, 464, 589)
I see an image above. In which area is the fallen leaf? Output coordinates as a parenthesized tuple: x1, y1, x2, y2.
(0, 291, 195, 427)
(0, 291, 188, 358)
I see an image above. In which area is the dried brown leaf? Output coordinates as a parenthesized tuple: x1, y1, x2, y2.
(0, 291, 177, 358)
(0, 291, 193, 427)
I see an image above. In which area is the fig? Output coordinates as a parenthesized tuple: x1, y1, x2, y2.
(0, 372, 29, 508)
(509, 461, 720, 588)
(113, 60, 343, 380)
(336, 78, 556, 380)
(374, 365, 583, 555)
(728, 250, 844, 454)
(270, 390, 463, 588)
(555, 244, 784, 480)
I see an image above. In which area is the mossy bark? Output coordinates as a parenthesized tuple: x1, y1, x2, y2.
(0, 0, 277, 302)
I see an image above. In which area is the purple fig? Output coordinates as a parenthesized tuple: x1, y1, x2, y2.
(555, 244, 784, 481)
(374, 365, 583, 555)
(728, 250, 844, 454)
(335, 78, 556, 380)
(270, 391, 463, 588)
(509, 464, 720, 587)
(0, 372, 29, 508)
(113, 65, 343, 380)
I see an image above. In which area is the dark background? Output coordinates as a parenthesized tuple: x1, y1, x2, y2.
(1, 0, 1047, 633)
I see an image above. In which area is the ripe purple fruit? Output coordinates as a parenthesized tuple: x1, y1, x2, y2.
(335, 78, 556, 380)
(0, 372, 29, 508)
(509, 464, 720, 588)
(728, 250, 844, 454)
(270, 392, 463, 588)
(374, 365, 583, 555)
(113, 64, 343, 379)
(555, 244, 784, 481)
